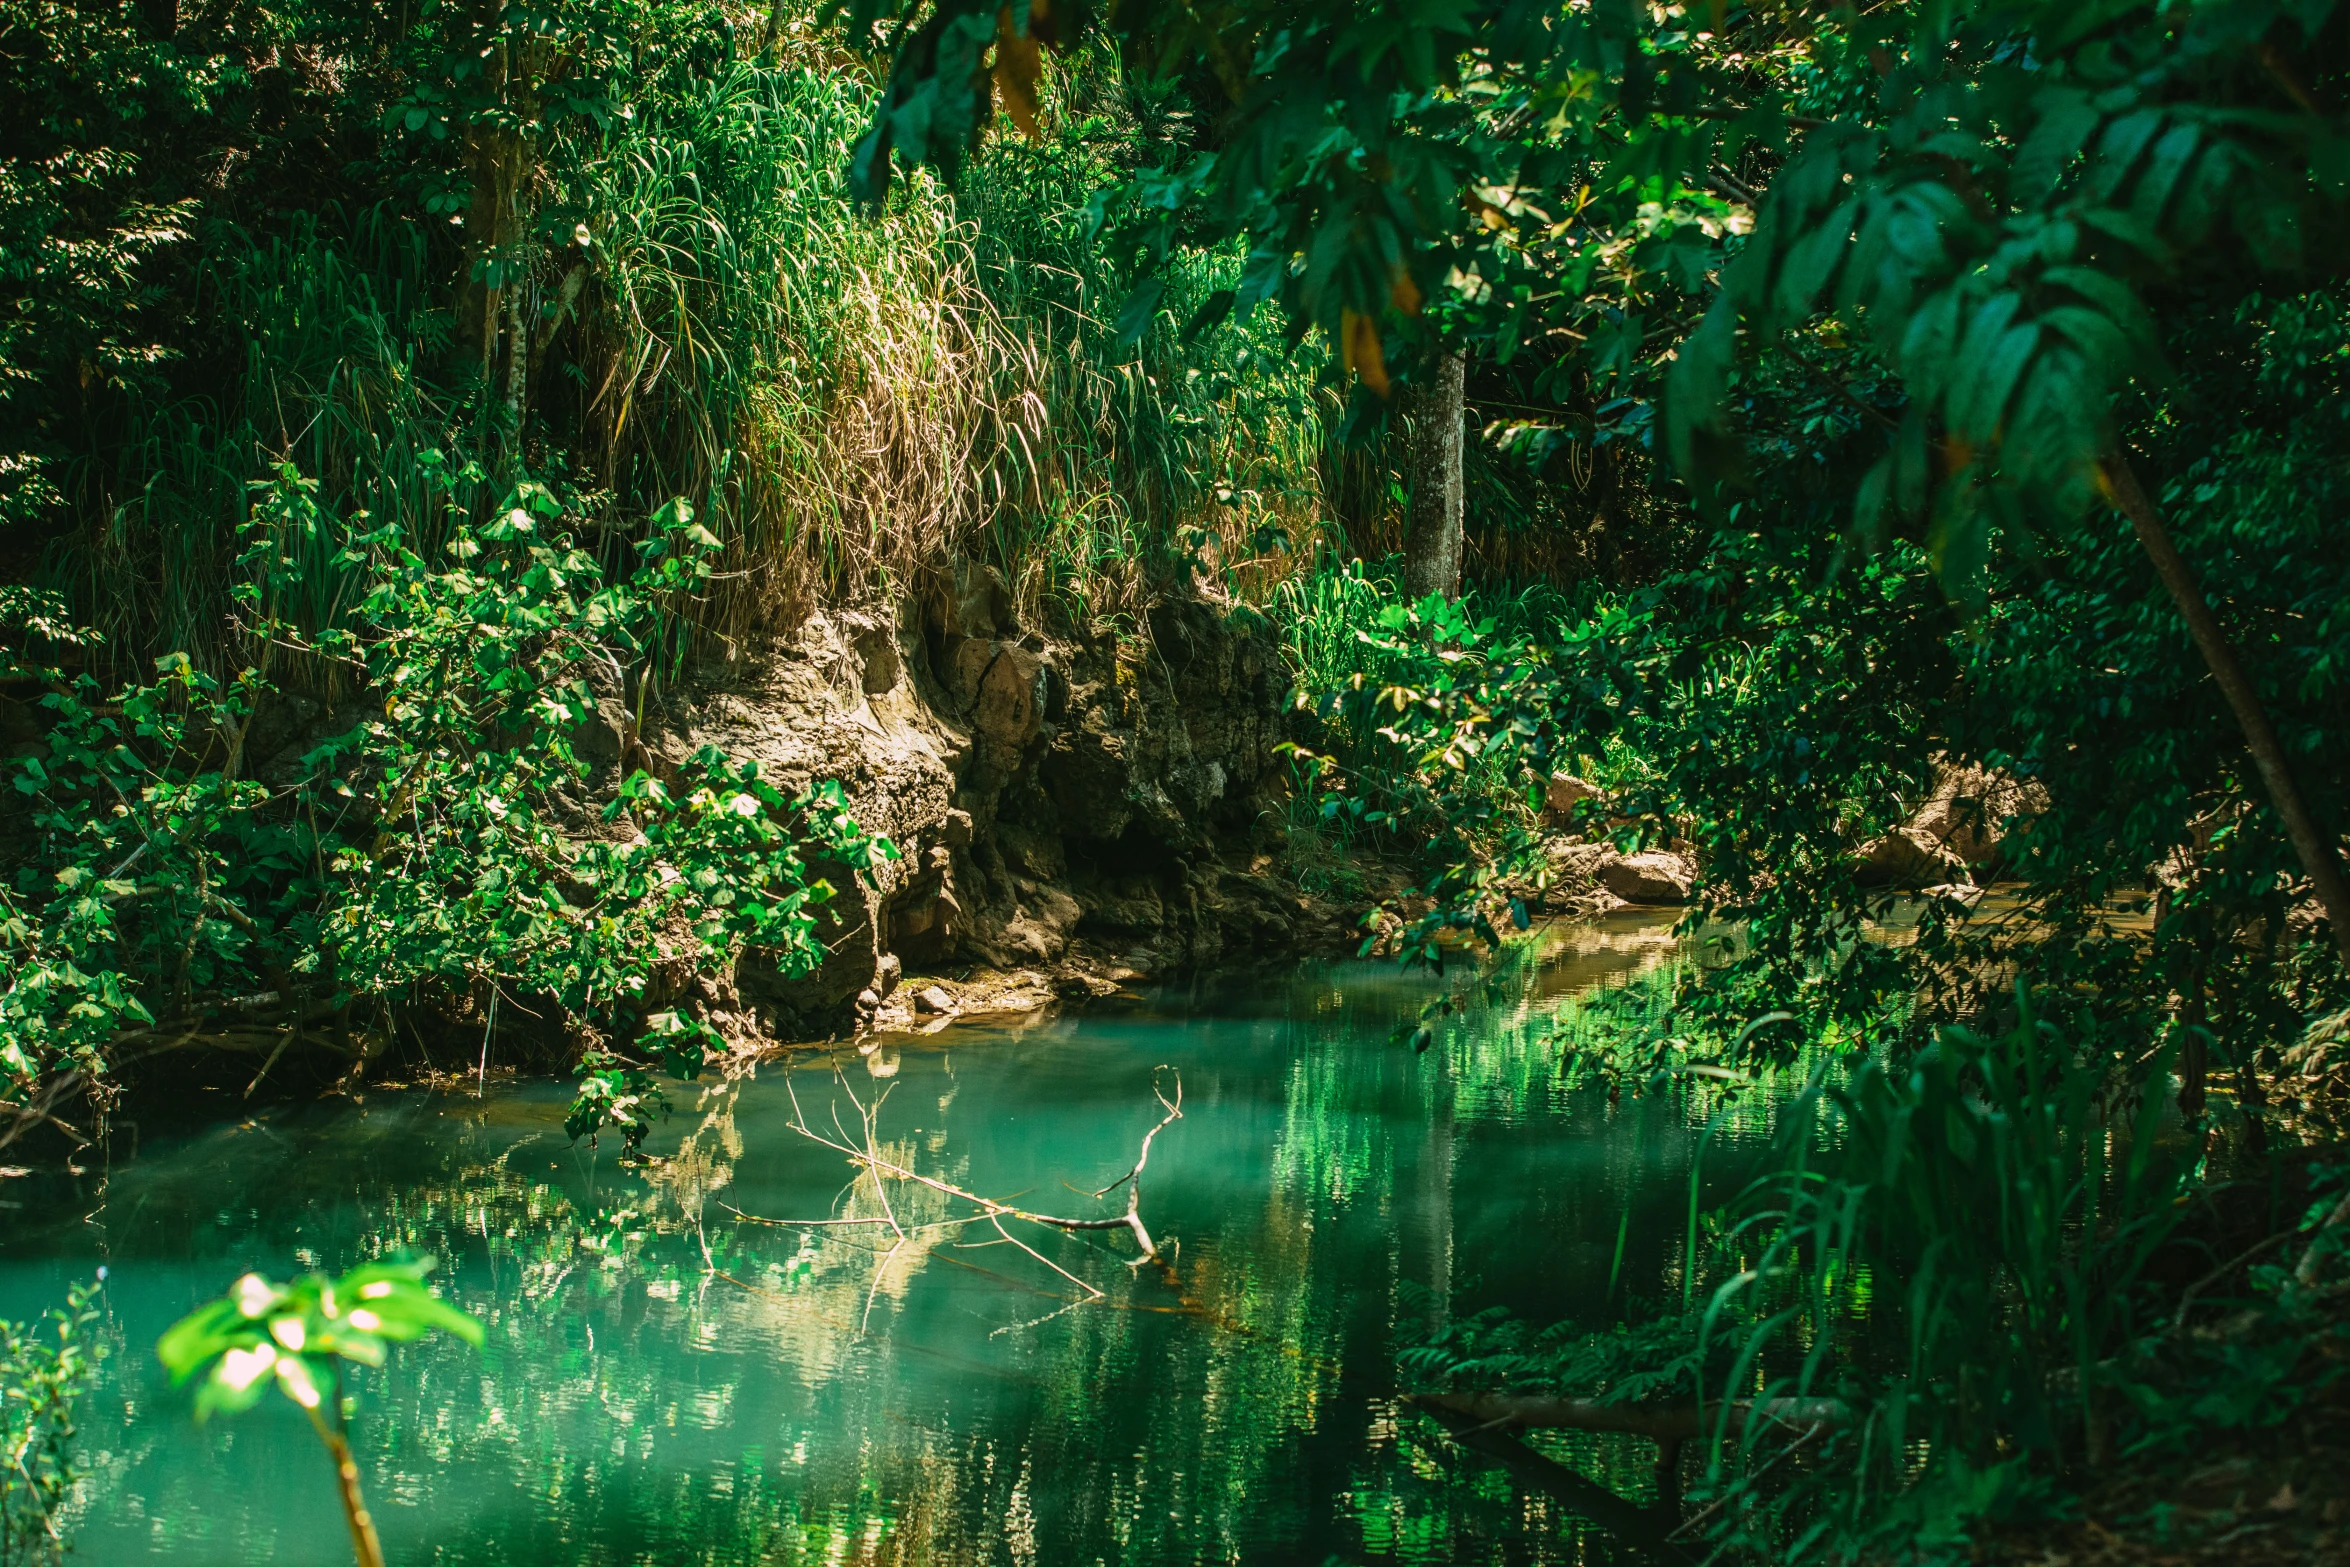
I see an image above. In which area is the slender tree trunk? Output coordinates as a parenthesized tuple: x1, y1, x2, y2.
(308, 1408, 386, 1567)
(2101, 455, 2350, 972)
(1403, 349, 1466, 600)
(459, 40, 511, 382)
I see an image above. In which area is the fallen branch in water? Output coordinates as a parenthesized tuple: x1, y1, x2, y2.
(1411, 1390, 1845, 1550)
(1411, 1390, 1847, 1440)
(732, 1063, 1185, 1299)
(1416, 1398, 1695, 1559)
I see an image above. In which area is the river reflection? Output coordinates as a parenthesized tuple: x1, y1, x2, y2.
(0, 913, 1786, 1566)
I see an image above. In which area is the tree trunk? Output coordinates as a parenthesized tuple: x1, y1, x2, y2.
(1403, 349, 1466, 600)
(2100, 456, 2350, 972)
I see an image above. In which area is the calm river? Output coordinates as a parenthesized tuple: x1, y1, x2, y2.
(0, 914, 1785, 1565)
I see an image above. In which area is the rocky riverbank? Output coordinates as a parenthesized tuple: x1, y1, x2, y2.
(592, 567, 1348, 1043)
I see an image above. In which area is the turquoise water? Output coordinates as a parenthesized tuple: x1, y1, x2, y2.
(0, 915, 1782, 1565)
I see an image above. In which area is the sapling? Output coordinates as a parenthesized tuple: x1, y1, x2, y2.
(157, 1258, 483, 1567)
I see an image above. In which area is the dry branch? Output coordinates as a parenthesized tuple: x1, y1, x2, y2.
(0, 1069, 95, 1156)
(742, 1064, 1186, 1300)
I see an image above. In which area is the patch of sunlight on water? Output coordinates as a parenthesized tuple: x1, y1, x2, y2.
(0, 912, 1806, 1566)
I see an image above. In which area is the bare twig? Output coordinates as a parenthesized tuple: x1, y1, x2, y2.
(860, 1236, 906, 1333)
(1091, 1069, 1184, 1262)
(0, 1071, 95, 1157)
(987, 1211, 1104, 1299)
(715, 1201, 982, 1235)
(243, 1027, 302, 1099)
(2170, 1229, 2301, 1333)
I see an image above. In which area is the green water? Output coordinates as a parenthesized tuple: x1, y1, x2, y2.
(1, 915, 1786, 1566)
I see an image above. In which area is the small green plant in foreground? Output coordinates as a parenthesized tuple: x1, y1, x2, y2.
(0, 1279, 103, 1567)
(158, 1258, 482, 1567)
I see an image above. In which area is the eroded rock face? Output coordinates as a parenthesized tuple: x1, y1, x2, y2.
(636, 582, 1298, 1037)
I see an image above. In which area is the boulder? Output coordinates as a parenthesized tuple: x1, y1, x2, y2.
(1599, 850, 1695, 905)
(1854, 827, 1967, 888)
(1905, 764, 2047, 868)
(1545, 773, 1607, 814)
(913, 985, 955, 1015)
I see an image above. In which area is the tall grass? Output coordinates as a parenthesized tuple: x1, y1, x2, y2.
(48, 210, 459, 682)
(48, 27, 1336, 679)
(1693, 991, 2192, 1558)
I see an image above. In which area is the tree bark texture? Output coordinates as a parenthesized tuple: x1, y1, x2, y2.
(1403, 349, 1466, 600)
(2100, 455, 2350, 972)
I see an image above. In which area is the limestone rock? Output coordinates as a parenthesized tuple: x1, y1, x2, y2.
(949, 559, 1013, 640)
(632, 589, 1294, 1040)
(913, 986, 955, 1015)
(974, 644, 1046, 752)
(1598, 850, 1696, 905)
(843, 613, 902, 695)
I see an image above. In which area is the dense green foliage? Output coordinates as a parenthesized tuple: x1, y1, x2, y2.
(918, 0, 2350, 1553)
(0, 0, 1328, 1143)
(0, 1280, 99, 1567)
(5, 0, 2350, 1560)
(5, 464, 890, 1145)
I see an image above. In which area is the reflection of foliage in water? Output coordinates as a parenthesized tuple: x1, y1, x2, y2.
(33, 926, 1788, 1565)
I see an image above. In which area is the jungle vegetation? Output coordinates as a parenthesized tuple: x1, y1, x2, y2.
(3, 0, 2350, 1560)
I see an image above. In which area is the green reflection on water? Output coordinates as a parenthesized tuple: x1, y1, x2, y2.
(0, 914, 1792, 1566)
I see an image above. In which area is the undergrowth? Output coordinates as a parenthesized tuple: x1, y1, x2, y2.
(26, 9, 1334, 688)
